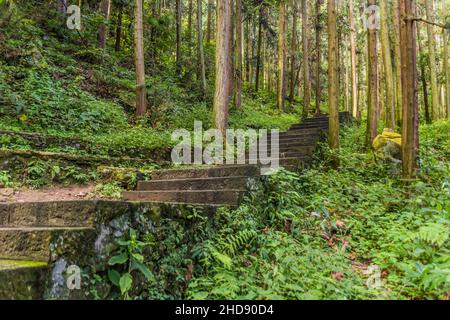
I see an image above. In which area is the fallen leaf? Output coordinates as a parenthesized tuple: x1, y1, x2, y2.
(332, 272, 344, 281)
(336, 220, 346, 228)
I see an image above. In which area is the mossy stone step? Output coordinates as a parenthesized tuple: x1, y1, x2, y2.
(138, 176, 250, 191)
(0, 227, 96, 262)
(0, 259, 49, 300)
(151, 165, 261, 180)
(0, 149, 162, 167)
(123, 190, 245, 206)
(0, 129, 171, 161)
(0, 201, 97, 228)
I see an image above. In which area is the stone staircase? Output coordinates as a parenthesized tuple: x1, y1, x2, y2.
(0, 112, 350, 299)
(123, 112, 351, 206)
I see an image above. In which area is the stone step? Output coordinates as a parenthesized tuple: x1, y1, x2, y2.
(281, 128, 323, 135)
(0, 149, 165, 170)
(300, 115, 348, 123)
(138, 176, 250, 191)
(0, 129, 171, 161)
(262, 138, 320, 147)
(0, 259, 49, 300)
(0, 227, 95, 262)
(123, 190, 244, 206)
(246, 157, 312, 168)
(247, 149, 314, 160)
(151, 164, 260, 180)
(0, 201, 96, 228)
(290, 123, 330, 130)
(278, 135, 323, 144)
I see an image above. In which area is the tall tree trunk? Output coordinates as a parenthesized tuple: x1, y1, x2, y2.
(235, 0, 243, 109)
(400, 0, 419, 179)
(421, 65, 431, 123)
(98, 0, 111, 49)
(197, 0, 207, 96)
(277, 1, 287, 112)
(417, 23, 431, 123)
(425, 0, 440, 120)
(315, 0, 322, 115)
(245, 19, 251, 82)
(349, 0, 358, 119)
(115, 0, 124, 51)
(187, 0, 193, 46)
(176, 0, 182, 73)
(134, 0, 147, 116)
(255, 6, 264, 93)
(366, 0, 379, 147)
(379, 0, 395, 129)
(392, 1, 403, 126)
(213, 0, 233, 134)
(290, 1, 298, 103)
(251, 16, 257, 86)
(206, 0, 214, 43)
(327, 0, 339, 157)
(302, 0, 310, 118)
(444, 26, 450, 118)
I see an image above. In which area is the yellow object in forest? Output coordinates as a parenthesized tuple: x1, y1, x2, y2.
(373, 128, 402, 149)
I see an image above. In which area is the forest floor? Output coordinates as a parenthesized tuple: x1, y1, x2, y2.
(0, 184, 95, 202)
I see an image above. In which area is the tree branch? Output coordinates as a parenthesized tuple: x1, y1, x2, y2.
(405, 15, 447, 29)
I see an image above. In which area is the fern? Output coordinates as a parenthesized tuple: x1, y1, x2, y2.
(414, 223, 449, 247)
(216, 229, 257, 257)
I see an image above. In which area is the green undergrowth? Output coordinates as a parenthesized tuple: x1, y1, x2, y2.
(184, 120, 450, 300)
(0, 155, 155, 190)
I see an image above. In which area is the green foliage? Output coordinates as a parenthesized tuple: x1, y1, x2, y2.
(186, 121, 450, 300)
(94, 182, 123, 200)
(0, 170, 13, 188)
(107, 228, 155, 299)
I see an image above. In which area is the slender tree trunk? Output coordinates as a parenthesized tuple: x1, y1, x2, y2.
(366, 0, 379, 147)
(251, 17, 257, 86)
(206, 0, 214, 43)
(425, 0, 440, 120)
(302, 0, 310, 118)
(444, 27, 450, 118)
(421, 61, 431, 124)
(315, 0, 322, 115)
(400, 0, 419, 179)
(197, 0, 207, 96)
(379, 0, 395, 129)
(290, 2, 298, 103)
(176, 0, 182, 73)
(417, 23, 431, 123)
(327, 0, 339, 157)
(393, 1, 403, 126)
(245, 19, 251, 82)
(255, 6, 264, 93)
(98, 0, 111, 49)
(213, 0, 233, 134)
(277, 1, 287, 112)
(349, 0, 358, 119)
(187, 0, 193, 45)
(115, 1, 124, 52)
(134, 0, 147, 116)
(235, 0, 243, 109)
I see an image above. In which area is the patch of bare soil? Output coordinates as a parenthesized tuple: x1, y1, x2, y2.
(0, 185, 97, 203)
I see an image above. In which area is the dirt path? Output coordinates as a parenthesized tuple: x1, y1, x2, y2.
(0, 185, 97, 203)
